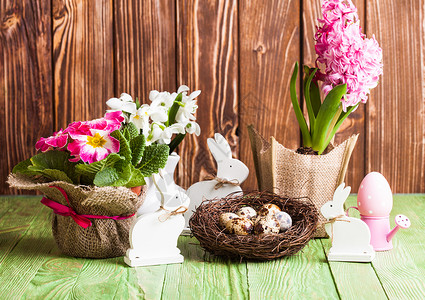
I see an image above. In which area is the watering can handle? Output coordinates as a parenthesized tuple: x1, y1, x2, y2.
(345, 206, 359, 217)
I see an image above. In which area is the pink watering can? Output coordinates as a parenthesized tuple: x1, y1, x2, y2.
(347, 172, 411, 251)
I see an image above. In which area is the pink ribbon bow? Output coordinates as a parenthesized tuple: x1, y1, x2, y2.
(41, 186, 135, 229)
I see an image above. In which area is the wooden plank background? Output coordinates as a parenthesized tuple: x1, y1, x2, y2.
(1, 0, 424, 194)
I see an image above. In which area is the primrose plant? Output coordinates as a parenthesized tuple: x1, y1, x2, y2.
(13, 85, 201, 188)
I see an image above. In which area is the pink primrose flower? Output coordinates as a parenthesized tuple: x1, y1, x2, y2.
(315, 0, 383, 111)
(65, 112, 123, 140)
(67, 129, 120, 164)
(35, 129, 68, 152)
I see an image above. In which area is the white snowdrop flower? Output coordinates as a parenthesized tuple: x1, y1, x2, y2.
(106, 94, 137, 115)
(146, 123, 163, 145)
(185, 121, 201, 136)
(176, 100, 198, 122)
(149, 90, 160, 101)
(120, 93, 134, 103)
(169, 123, 186, 135)
(177, 85, 190, 94)
(130, 104, 150, 132)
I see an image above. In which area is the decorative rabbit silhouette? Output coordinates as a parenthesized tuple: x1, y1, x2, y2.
(124, 172, 190, 267)
(183, 133, 249, 233)
(320, 183, 375, 262)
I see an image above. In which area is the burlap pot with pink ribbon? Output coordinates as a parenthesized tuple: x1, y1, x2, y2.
(248, 125, 358, 237)
(8, 174, 146, 258)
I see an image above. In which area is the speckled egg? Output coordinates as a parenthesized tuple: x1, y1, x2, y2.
(253, 215, 280, 234)
(236, 206, 257, 219)
(219, 212, 239, 229)
(258, 203, 281, 216)
(274, 211, 292, 231)
(226, 217, 254, 235)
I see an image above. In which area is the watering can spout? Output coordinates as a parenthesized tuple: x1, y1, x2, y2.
(386, 214, 411, 242)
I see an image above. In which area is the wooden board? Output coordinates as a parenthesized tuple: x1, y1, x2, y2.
(161, 236, 205, 299)
(114, 0, 176, 100)
(175, 0, 239, 189)
(346, 194, 425, 299)
(0, 203, 56, 299)
(202, 252, 249, 299)
(247, 239, 339, 299)
(0, 197, 44, 263)
(0, 1, 53, 195)
(239, 0, 301, 190)
(3, 196, 425, 298)
(302, 0, 366, 192)
(52, 0, 114, 129)
(365, 0, 425, 193)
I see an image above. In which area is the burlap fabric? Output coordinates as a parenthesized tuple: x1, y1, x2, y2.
(248, 125, 358, 237)
(7, 174, 146, 258)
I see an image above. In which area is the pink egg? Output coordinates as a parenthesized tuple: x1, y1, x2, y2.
(357, 172, 393, 217)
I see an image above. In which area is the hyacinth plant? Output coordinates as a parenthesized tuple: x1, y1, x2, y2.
(106, 85, 201, 154)
(291, 0, 383, 154)
(12, 86, 200, 187)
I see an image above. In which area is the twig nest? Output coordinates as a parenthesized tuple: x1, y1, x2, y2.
(189, 191, 318, 261)
(275, 211, 292, 231)
(219, 212, 239, 228)
(258, 203, 281, 216)
(226, 217, 254, 235)
(254, 215, 280, 234)
(236, 206, 257, 219)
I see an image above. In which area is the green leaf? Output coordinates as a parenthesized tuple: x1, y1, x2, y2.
(75, 153, 123, 180)
(130, 135, 146, 165)
(93, 161, 132, 187)
(310, 81, 322, 117)
(36, 169, 73, 183)
(125, 122, 140, 140)
(168, 133, 186, 154)
(29, 150, 78, 183)
(290, 62, 312, 147)
(320, 104, 359, 154)
(303, 67, 318, 133)
(122, 127, 131, 141)
(93, 167, 119, 186)
(166, 93, 183, 126)
(137, 144, 169, 177)
(311, 84, 347, 152)
(110, 130, 131, 162)
(125, 166, 146, 188)
(135, 97, 141, 109)
(12, 159, 38, 176)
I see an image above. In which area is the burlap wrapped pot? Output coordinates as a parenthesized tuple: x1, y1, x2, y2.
(7, 174, 146, 258)
(248, 125, 358, 237)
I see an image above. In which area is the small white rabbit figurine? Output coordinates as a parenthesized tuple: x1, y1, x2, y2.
(320, 183, 375, 262)
(124, 173, 190, 267)
(183, 133, 249, 233)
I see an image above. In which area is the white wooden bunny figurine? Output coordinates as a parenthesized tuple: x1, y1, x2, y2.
(124, 172, 190, 267)
(183, 133, 249, 233)
(320, 183, 375, 262)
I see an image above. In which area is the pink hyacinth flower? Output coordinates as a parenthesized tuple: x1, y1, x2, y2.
(35, 129, 68, 152)
(315, 0, 383, 111)
(67, 129, 120, 164)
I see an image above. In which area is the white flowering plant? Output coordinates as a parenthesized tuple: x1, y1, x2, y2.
(106, 85, 201, 154)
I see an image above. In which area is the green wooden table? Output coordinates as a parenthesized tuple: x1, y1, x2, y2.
(0, 195, 424, 299)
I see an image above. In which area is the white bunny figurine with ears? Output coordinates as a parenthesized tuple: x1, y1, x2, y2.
(320, 183, 375, 262)
(183, 133, 249, 234)
(124, 172, 190, 267)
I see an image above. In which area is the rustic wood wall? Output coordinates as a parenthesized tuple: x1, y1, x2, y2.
(1, 0, 424, 194)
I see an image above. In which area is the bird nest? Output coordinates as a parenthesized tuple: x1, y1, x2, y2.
(189, 191, 318, 261)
